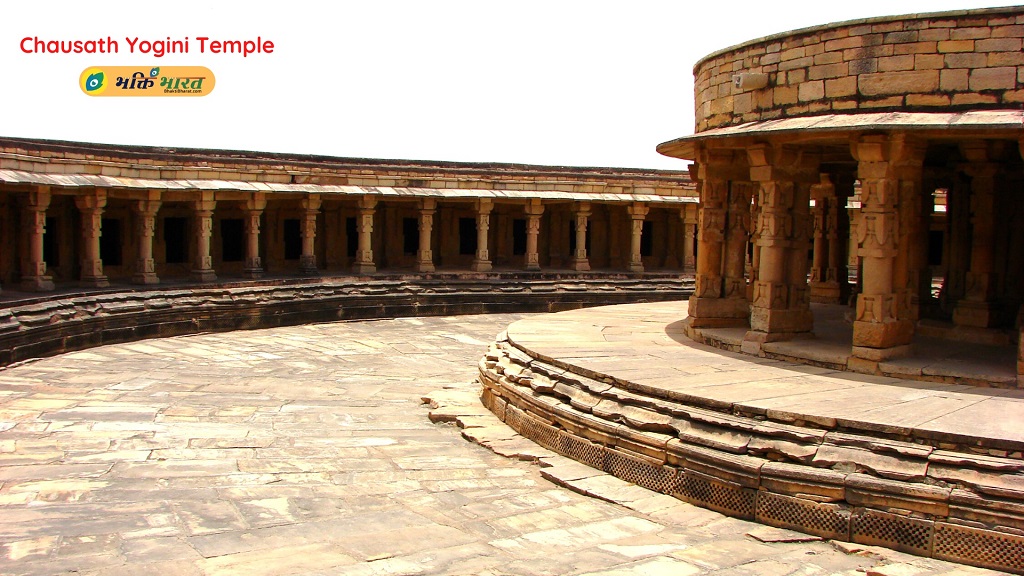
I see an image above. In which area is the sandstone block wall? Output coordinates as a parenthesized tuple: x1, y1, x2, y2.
(694, 7, 1024, 132)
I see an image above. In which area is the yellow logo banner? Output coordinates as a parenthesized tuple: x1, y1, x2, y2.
(80, 66, 215, 97)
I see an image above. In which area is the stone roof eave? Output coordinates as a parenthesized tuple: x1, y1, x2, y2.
(656, 110, 1024, 161)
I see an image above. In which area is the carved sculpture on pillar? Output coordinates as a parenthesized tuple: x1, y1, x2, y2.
(354, 195, 377, 274)
(626, 202, 649, 272)
(744, 143, 819, 345)
(524, 199, 544, 271)
(572, 202, 591, 271)
(416, 199, 436, 273)
(471, 199, 493, 272)
(849, 134, 925, 363)
(132, 191, 162, 285)
(243, 193, 267, 279)
(75, 190, 110, 288)
(299, 195, 321, 276)
(191, 192, 217, 283)
(21, 186, 55, 291)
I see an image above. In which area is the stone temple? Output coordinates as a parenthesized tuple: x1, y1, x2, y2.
(3, 6, 1024, 576)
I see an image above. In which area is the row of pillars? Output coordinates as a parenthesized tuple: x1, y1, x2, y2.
(16, 187, 692, 291)
(689, 133, 1008, 365)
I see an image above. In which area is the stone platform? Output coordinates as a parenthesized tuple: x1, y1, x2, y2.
(479, 301, 1024, 574)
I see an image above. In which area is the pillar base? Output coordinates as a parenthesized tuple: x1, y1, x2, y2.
(686, 296, 749, 328)
(299, 256, 318, 276)
(810, 281, 843, 304)
(749, 307, 813, 335)
(852, 319, 914, 349)
(525, 263, 541, 272)
(21, 276, 55, 291)
(471, 260, 492, 272)
(851, 344, 912, 362)
(80, 275, 110, 288)
(628, 263, 644, 273)
(131, 273, 160, 285)
(415, 262, 435, 273)
(740, 328, 812, 355)
(243, 268, 264, 279)
(953, 300, 1001, 329)
(191, 270, 217, 283)
(353, 262, 376, 274)
(571, 259, 591, 272)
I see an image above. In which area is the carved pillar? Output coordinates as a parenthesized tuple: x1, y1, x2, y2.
(745, 143, 819, 344)
(850, 134, 924, 363)
(572, 202, 591, 271)
(524, 199, 544, 271)
(75, 190, 109, 287)
(299, 195, 321, 276)
(471, 199, 493, 272)
(687, 149, 750, 327)
(724, 183, 753, 300)
(627, 202, 648, 272)
(21, 186, 55, 291)
(682, 205, 697, 272)
(416, 199, 436, 273)
(243, 193, 267, 278)
(954, 142, 1004, 328)
(132, 192, 161, 285)
(191, 192, 217, 283)
(809, 175, 841, 303)
(354, 195, 377, 274)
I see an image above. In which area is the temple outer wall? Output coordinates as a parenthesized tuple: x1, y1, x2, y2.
(694, 7, 1024, 132)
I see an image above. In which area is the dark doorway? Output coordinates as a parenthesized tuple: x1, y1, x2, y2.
(512, 219, 527, 256)
(283, 219, 301, 260)
(43, 217, 58, 266)
(164, 217, 188, 263)
(100, 218, 122, 266)
(220, 219, 244, 262)
(403, 217, 418, 255)
(459, 217, 477, 255)
(640, 221, 654, 257)
(346, 217, 358, 258)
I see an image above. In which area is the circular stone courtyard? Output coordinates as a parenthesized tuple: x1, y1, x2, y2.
(0, 313, 994, 576)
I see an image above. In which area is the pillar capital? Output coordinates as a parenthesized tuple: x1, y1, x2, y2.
(627, 202, 648, 219)
(358, 195, 378, 212)
(747, 143, 820, 184)
(300, 194, 322, 212)
(524, 198, 544, 217)
(420, 198, 437, 212)
(74, 189, 108, 212)
(574, 201, 591, 217)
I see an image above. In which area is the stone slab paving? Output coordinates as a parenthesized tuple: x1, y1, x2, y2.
(507, 301, 1024, 450)
(0, 313, 995, 575)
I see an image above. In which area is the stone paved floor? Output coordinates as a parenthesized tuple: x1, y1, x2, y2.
(0, 313, 996, 575)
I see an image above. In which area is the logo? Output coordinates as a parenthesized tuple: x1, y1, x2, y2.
(79, 67, 107, 94)
(80, 66, 215, 97)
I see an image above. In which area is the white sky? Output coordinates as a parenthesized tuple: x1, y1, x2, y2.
(2, 1, 1016, 169)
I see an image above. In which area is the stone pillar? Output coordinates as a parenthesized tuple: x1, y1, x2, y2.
(524, 199, 544, 271)
(687, 149, 750, 327)
(354, 196, 377, 274)
(132, 192, 161, 285)
(745, 144, 819, 345)
(627, 202, 648, 272)
(416, 199, 436, 273)
(809, 175, 841, 303)
(75, 190, 110, 288)
(724, 183, 753, 300)
(299, 195, 321, 276)
(21, 186, 55, 291)
(471, 199, 493, 272)
(191, 192, 217, 283)
(243, 193, 267, 278)
(682, 205, 697, 272)
(954, 142, 1003, 328)
(849, 134, 924, 363)
(572, 202, 591, 271)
